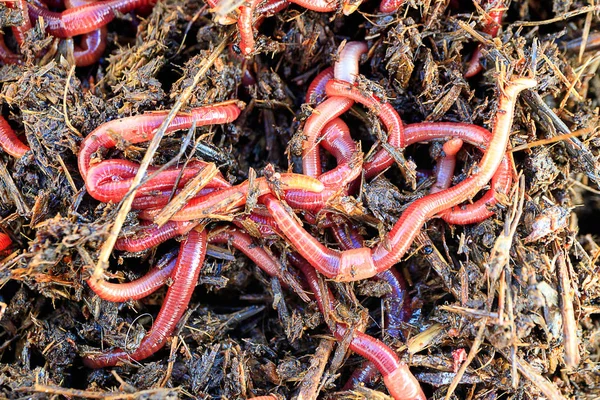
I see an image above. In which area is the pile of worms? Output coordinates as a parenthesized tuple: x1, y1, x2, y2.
(0, 0, 538, 399)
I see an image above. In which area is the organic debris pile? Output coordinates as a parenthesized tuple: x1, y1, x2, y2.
(0, 0, 599, 399)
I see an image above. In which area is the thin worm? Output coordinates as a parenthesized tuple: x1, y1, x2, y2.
(87, 253, 178, 302)
(83, 227, 208, 368)
(464, 0, 506, 78)
(306, 67, 334, 104)
(430, 138, 463, 194)
(85, 159, 228, 203)
(324, 79, 404, 179)
(0, 116, 29, 158)
(114, 221, 196, 252)
(238, 0, 260, 56)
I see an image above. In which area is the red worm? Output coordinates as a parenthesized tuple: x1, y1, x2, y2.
(208, 227, 283, 278)
(70, 26, 108, 66)
(131, 187, 221, 210)
(291, 255, 425, 400)
(323, 79, 404, 179)
(78, 102, 241, 178)
(464, 0, 506, 78)
(403, 122, 512, 225)
(114, 220, 196, 252)
(0, 116, 29, 158)
(87, 252, 177, 302)
(334, 41, 367, 84)
(83, 227, 208, 368)
(430, 138, 463, 194)
(306, 67, 334, 104)
(85, 159, 229, 203)
(267, 78, 535, 281)
(285, 118, 361, 210)
(139, 174, 324, 222)
(238, 0, 260, 56)
(27, 0, 157, 38)
(233, 209, 281, 237)
(302, 97, 354, 178)
(0, 232, 12, 252)
(379, 0, 404, 13)
(8, 0, 33, 46)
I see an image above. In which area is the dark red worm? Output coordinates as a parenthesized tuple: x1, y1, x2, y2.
(27, 0, 156, 38)
(465, 0, 506, 78)
(0, 116, 29, 158)
(83, 227, 208, 368)
(265, 78, 535, 281)
(70, 26, 108, 67)
(0, 232, 12, 252)
(290, 254, 425, 400)
(131, 187, 219, 210)
(87, 252, 178, 302)
(78, 102, 241, 179)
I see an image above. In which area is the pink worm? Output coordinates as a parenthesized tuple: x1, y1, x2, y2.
(83, 227, 208, 368)
(0, 116, 29, 158)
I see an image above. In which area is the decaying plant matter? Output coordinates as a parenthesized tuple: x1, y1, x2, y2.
(1, 0, 599, 399)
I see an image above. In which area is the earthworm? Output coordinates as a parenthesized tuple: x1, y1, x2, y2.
(430, 138, 463, 194)
(379, 0, 405, 14)
(238, 0, 260, 56)
(334, 41, 367, 84)
(8, 0, 32, 46)
(0, 232, 12, 252)
(139, 174, 324, 222)
(0, 116, 29, 158)
(27, 0, 157, 38)
(85, 159, 229, 203)
(287, 0, 337, 12)
(94, 226, 284, 301)
(208, 227, 283, 278)
(114, 221, 196, 252)
(267, 78, 535, 281)
(301, 97, 354, 178)
(131, 187, 219, 210)
(78, 102, 241, 178)
(291, 255, 425, 400)
(285, 118, 361, 210)
(306, 67, 334, 104)
(464, 0, 506, 78)
(323, 79, 404, 179)
(87, 252, 177, 302)
(69, 26, 108, 66)
(403, 122, 512, 225)
(83, 227, 208, 368)
(233, 209, 281, 237)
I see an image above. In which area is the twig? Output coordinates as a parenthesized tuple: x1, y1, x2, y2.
(295, 338, 335, 400)
(510, 127, 593, 152)
(553, 240, 581, 370)
(511, 5, 600, 27)
(63, 64, 82, 137)
(15, 384, 179, 399)
(92, 33, 231, 281)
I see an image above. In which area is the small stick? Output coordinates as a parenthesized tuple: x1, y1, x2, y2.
(553, 240, 581, 370)
(295, 338, 335, 400)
